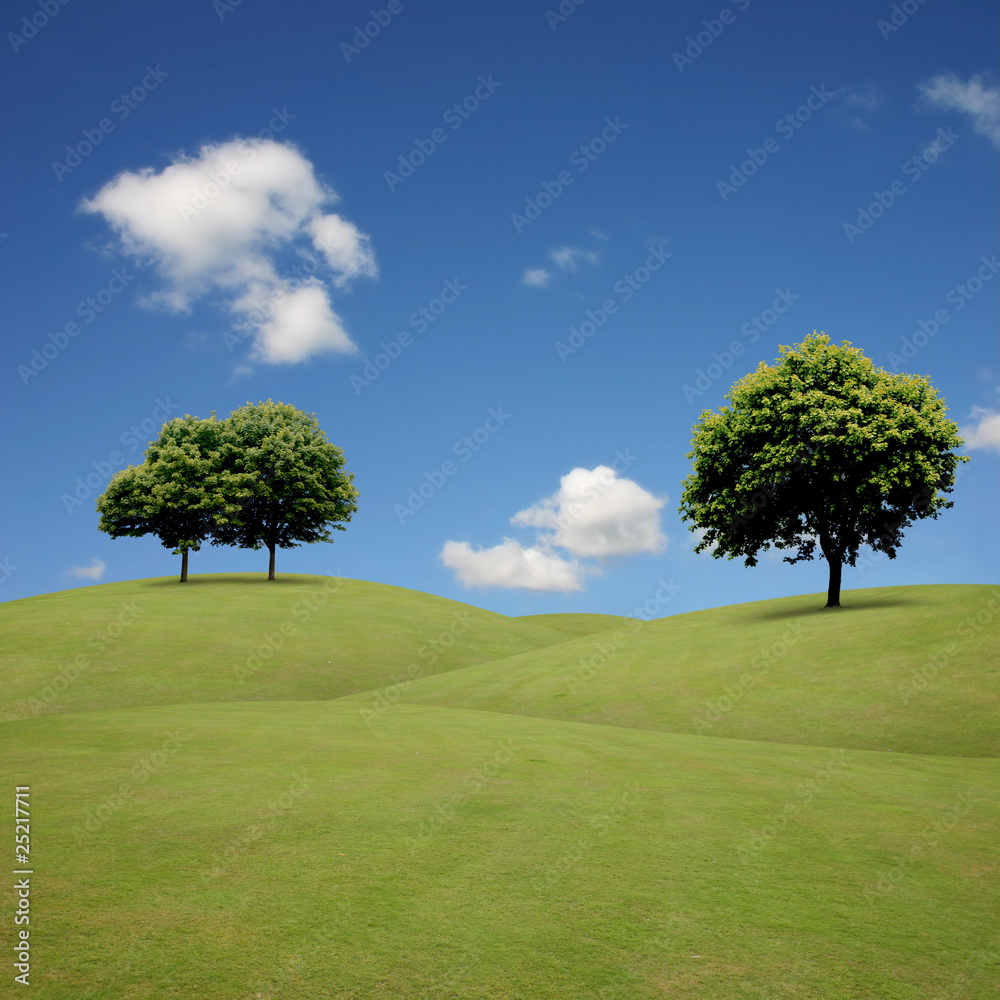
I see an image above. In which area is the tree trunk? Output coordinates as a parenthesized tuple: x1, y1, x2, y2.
(825, 553, 842, 608)
(268, 542, 276, 581)
(180, 549, 188, 584)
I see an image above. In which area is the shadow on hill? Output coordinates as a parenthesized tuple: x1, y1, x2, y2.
(748, 593, 928, 621)
(140, 574, 318, 588)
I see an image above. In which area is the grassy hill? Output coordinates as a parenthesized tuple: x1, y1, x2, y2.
(0, 574, 574, 721)
(1, 577, 997, 998)
(387, 585, 1000, 757)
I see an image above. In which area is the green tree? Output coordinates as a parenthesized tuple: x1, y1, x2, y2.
(97, 415, 246, 582)
(678, 332, 967, 608)
(212, 400, 358, 580)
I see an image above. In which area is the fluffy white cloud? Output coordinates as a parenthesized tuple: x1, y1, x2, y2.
(961, 408, 1000, 452)
(80, 139, 376, 364)
(63, 559, 106, 581)
(918, 73, 1000, 149)
(440, 539, 583, 591)
(521, 267, 551, 288)
(513, 465, 667, 558)
(551, 246, 600, 272)
(440, 466, 667, 592)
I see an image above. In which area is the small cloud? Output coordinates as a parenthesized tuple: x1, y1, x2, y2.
(917, 73, 1000, 149)
(847, 88, 881, 112)
(551, 246, 600, 272)
(513, 466, 667, 558)
(521, 267, 552, 288)
(961, 407, 1000, 452)
(441, 465, 666, 592)
(81, 139, 377, 364)
(590, 228, 609, 240)
(440, 539, 583, 592)
(64, 558, 106, 581)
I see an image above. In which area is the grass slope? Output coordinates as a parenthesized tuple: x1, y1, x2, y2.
(388, 585, 1000, 757)
(0, 574, 575, 721)
(516, 613, 638, 636)
(2, 700, 996, 999)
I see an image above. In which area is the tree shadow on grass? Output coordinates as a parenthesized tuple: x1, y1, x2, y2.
(140, 573, 312, 589)
(749, 594, 928, 621)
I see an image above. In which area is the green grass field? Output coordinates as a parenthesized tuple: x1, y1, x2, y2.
(1, 575, 997, 998)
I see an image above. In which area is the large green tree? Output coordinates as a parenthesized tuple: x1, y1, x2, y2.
(211, 400, 359, 580)
(97, 415, 247, 582)
(678, 332, 967, 608)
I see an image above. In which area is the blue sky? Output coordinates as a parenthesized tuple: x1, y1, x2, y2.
(2, 0, 997, 619)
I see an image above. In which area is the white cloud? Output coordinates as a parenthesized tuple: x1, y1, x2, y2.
(80, 139, 376, 364)
(440, 539, 583, 591)
(521, 267, 551, 288)
(551, 246, 600, 272)
(918, 73, 1000, 149)
(513, 466, 667, 558)
(440, 466, 667, 592)
(961, 408, 1000, 452)
(64, 559, 106, 581)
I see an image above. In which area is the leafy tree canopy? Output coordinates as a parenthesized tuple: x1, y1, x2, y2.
(678, 332, 967, 607)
